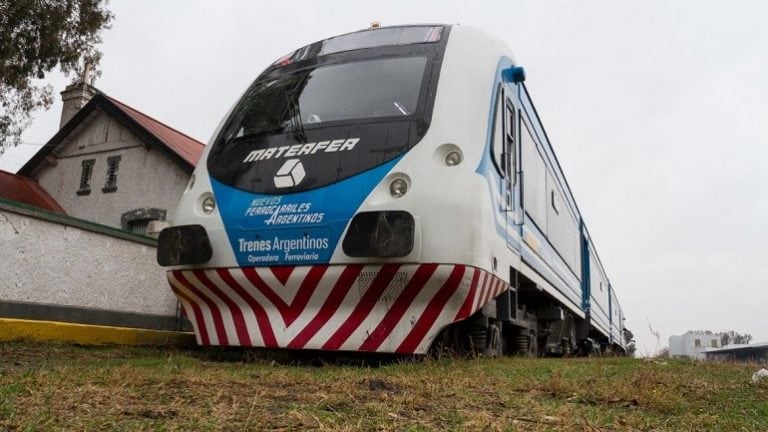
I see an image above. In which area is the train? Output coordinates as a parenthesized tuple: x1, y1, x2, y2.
(157, 24, 629, 356)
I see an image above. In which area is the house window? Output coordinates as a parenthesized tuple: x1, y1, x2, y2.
(711, 339, 718, 348)
(694, 339, 701, 347)
(77, 159, 95, 195)
(102, 155, 121, 193)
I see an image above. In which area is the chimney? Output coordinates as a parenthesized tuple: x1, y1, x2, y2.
(59, 63, 99, 128)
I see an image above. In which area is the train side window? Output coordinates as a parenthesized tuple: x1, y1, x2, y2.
(505, 100, 516, 184)
(491, 85, 505, 176)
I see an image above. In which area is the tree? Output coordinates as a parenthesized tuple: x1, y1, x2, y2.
(655, 347, 670, 359)
(0, 0, 113, 153)
(721, 330, 752, 346)
(623, 328, 637, 357)
(626, 341, 637, 357)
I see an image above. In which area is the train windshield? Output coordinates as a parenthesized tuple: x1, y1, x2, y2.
(207, 26, 450, 195)
(220, 56, 427, 143)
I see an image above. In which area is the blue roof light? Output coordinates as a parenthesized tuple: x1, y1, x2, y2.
(502, 66, 526, 83)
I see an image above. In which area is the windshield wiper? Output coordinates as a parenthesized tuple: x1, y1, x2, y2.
(284, 74, 309, 143)
(285, 91, 307, 143)
(225, 127, 284, 144)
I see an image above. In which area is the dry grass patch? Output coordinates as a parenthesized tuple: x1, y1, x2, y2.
(1, 342, 766, 431)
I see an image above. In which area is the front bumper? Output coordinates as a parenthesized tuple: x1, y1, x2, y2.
(166, 263, 506, 354)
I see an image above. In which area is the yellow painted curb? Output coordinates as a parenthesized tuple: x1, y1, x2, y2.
(0, 318, 197, 347)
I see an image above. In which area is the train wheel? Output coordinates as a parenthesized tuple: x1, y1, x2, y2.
(513, 328, 537, 356)
(467, 314, 488, 355)
(562, 338, 573, 357)
(482, 321, 502, 357)
(428, 324, 463, 358)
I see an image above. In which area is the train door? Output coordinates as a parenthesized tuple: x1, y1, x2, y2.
(502, 82, 522, 252)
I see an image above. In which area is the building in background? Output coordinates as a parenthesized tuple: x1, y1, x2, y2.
(704, 342, 768, 363)
(13, 81, 204, 235)
(0, 80, 206, 340)
(668, 331, 726, 359)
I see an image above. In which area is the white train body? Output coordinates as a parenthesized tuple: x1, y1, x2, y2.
(158, 25, 628, 355)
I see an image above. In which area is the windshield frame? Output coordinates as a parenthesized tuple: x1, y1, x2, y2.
(220, 53, 433, 145)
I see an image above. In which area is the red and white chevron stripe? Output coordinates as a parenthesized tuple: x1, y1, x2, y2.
(167, 264, 507, 354)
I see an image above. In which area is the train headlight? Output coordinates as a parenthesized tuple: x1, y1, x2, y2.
(157, 225, 212, 266)
(445, 151, 462, 166)
(389, 178, 409, 198)
(201, 195, 216, 214)
(343, 211, 415, 257)
(433, 144, 463, 168)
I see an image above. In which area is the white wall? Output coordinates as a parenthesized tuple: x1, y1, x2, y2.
(0, 203, 177, 321)
(668, 332, 724, 359)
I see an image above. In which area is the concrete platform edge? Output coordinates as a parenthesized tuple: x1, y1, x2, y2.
(0, 317, 197, 347)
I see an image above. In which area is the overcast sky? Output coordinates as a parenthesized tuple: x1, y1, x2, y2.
(2, 0, 766, 355)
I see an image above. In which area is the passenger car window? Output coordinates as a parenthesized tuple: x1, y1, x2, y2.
(505, 100, 516, 183)
(491, 86, 505, 175)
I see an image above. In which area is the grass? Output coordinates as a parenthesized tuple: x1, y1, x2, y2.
(0, 342, 766, 431)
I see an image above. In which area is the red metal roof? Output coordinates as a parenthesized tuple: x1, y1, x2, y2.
(0, 170, 66, 214)
(19, 92, 206, 177)
(105, 96, 205, 166)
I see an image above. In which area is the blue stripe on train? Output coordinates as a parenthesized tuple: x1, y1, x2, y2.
(211, 156, 403, 267)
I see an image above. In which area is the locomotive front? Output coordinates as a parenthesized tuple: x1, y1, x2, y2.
(157, 25, 505, 354)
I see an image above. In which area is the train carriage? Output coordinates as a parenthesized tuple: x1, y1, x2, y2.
(610, 286, 627, 351)
(581, 225, 617, 351)
(158, 24, 627, 355)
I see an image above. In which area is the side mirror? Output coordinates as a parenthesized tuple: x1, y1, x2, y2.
(502, 66, 526, 83)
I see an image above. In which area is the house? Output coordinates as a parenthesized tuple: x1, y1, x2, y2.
(14, 81, 204, 234)
(668, 331, 726, 360)
(0, 81, 206, 344)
